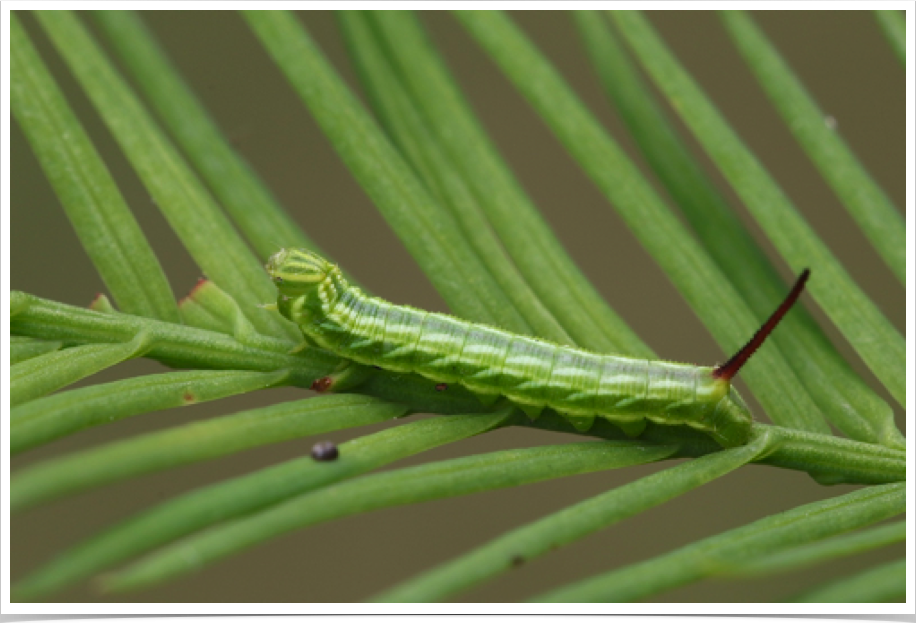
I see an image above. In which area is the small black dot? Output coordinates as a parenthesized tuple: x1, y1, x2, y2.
(311, 441, 339, 461)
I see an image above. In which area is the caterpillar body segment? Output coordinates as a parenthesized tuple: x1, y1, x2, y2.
(268, 249, 801, 448)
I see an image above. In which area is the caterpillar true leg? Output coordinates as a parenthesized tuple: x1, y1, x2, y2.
(310, 360, 373, 393)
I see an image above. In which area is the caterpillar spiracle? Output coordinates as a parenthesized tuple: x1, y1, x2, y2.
(266, 249, 810, 448)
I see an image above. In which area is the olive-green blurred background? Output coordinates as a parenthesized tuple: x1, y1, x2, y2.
(11, 11, 905, 603)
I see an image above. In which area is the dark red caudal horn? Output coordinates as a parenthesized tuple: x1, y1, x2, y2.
(713, 269, 811, 381)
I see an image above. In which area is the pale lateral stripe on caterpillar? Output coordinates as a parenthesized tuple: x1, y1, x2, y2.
(266, 249, 810, 447)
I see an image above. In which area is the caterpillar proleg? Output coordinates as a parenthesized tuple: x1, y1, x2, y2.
(267, 249, 810, 447)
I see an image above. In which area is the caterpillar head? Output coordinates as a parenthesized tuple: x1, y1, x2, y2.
(266, 248, 333, 297)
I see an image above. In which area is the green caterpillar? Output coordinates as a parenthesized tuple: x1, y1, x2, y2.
(266, 248, 810, 447)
